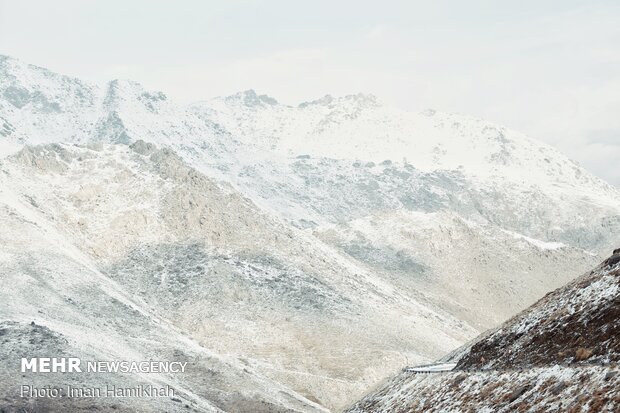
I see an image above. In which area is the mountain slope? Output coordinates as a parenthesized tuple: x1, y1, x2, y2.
(345, 249, 620, 412)
(0, 144, 334, 412)
(0, 142, 475, 411)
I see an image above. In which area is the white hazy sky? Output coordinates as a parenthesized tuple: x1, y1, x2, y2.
(1, 0, 619, 185)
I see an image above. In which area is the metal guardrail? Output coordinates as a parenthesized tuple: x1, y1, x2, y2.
(403, 362, 457, 374)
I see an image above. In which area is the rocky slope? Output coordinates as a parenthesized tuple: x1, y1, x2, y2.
(346, 249, 620, 412)
(0, 143, 474, 411)
(0, 145, 334, 413)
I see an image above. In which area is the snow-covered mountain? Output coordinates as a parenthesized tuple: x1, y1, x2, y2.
(192, 89, 619, 237)
(345, 249, 620, 412)
(0, 142, 474, 411)
(0, 144, 331, 413)
(0, 54, 619, 411)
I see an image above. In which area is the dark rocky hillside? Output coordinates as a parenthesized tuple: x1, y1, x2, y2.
(346, 249, 620, 413)
(457, 248, 620, 370)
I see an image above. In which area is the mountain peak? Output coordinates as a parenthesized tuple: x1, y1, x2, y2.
(105, 78, 165, 97)
(0, 54, 57, 79)
(0, 55, 95, 114)
(103, 79, 167, 112)
(298, 93, 379, 109)
(223, 89, 279, 107)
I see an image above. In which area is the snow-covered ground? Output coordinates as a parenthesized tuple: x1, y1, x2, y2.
(1, 54, 619, 411)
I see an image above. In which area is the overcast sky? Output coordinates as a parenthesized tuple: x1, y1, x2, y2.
(1, 0, 619, 186)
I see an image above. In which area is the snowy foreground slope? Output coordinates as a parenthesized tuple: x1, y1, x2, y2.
(0, 144, 332, 412)
(0, 143, 473, 411)
(1, 54, 620, 411)
(346, 250, 620, 412)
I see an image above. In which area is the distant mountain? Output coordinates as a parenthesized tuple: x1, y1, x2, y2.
(1, 54, 619, 411)
(345, 249, 620, 412)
